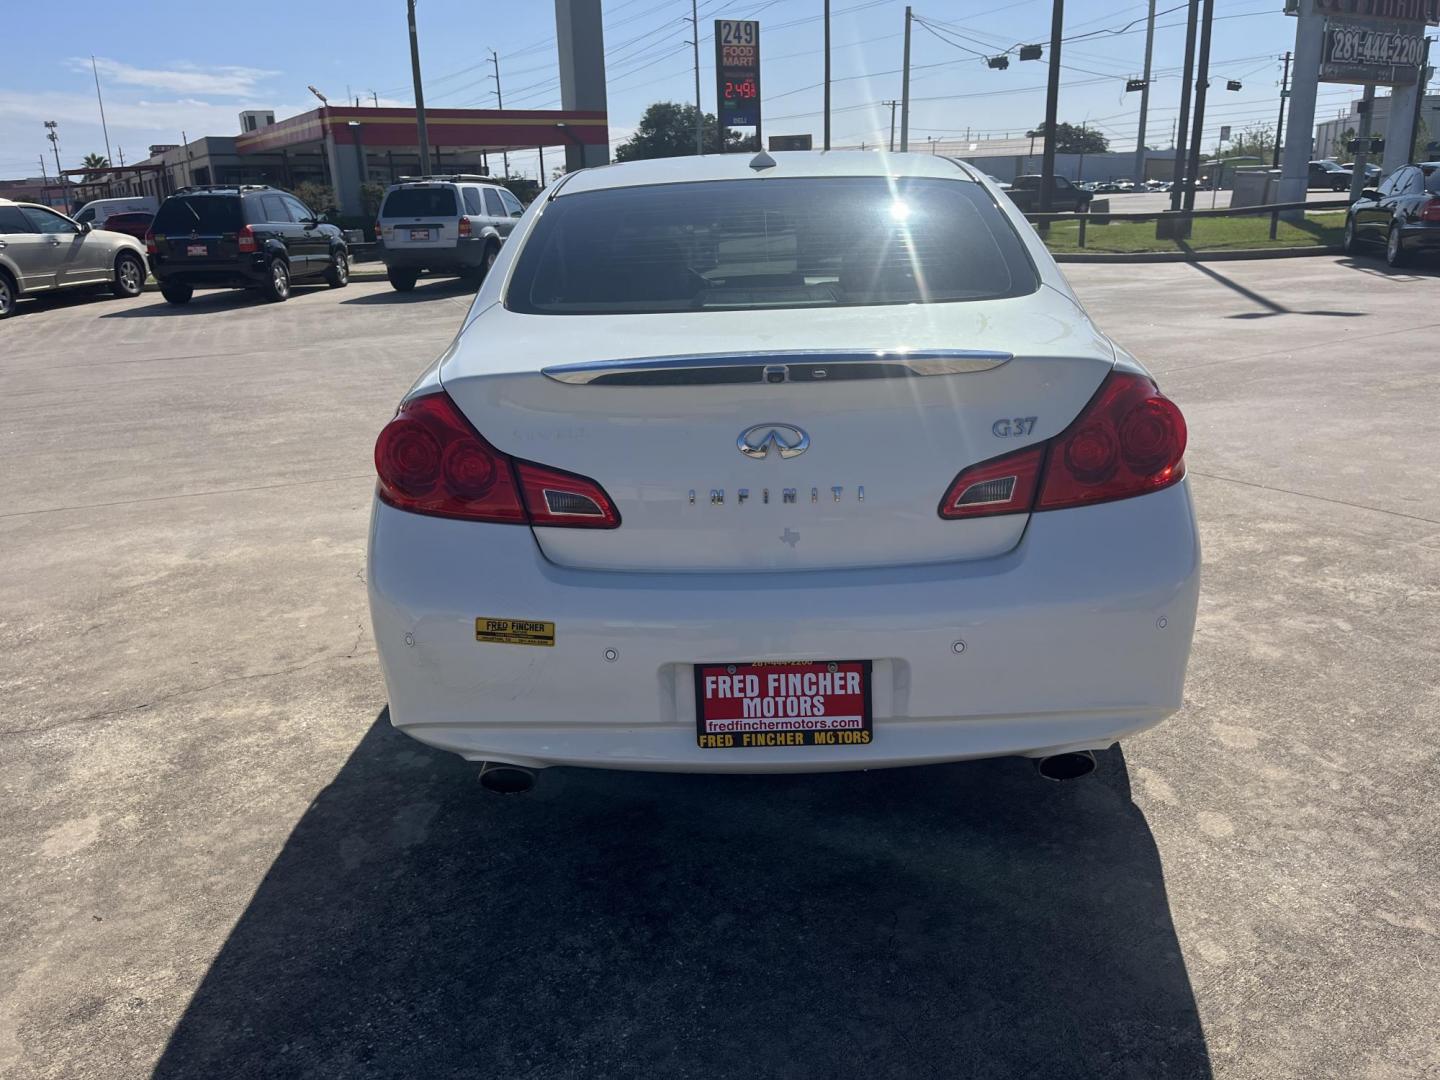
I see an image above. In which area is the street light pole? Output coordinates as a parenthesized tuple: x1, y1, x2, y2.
(91, 57, 113, 166)
(407, 0, 432, 174)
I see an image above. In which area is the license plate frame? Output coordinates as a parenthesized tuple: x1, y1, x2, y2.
(186, 244, 208, 257)
(408, 227, 432, 241)
(694, 660, 873, 749)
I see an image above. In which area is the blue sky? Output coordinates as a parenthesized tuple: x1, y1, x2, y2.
(0, 0, 1391, 182)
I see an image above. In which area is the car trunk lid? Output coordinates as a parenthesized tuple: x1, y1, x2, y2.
(440, 289, 1117, 572)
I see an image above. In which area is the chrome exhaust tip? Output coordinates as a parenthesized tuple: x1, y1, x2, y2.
(478, 761, 538, 794)
(1035, 750, 1097, 782)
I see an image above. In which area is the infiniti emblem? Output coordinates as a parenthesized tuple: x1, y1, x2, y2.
(738, 423, 809, 460)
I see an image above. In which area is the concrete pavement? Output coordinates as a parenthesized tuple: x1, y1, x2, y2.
(1, 257, 1437, 1079)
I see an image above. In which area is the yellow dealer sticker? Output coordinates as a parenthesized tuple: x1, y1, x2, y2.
(475, 618, 555, 647)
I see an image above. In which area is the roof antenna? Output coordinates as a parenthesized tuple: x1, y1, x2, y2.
(748, 150, 777, 171)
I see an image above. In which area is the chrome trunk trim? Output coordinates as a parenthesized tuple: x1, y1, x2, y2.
(541, 349, 1013, 386)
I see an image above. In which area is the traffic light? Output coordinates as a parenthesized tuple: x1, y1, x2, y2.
(987, 55, 1009, 69)
(1226, 79, 1242, 91)
(1019, 44, 1043, 61)
(1126, 78, 1147, 92)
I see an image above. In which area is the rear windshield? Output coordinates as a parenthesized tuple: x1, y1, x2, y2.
(382, 187, 458, 217)
(153, 196, 241, 233)
(506, 177, 1038, 314)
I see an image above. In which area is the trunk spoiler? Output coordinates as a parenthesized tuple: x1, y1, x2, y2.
(541, 349, 1012, 386)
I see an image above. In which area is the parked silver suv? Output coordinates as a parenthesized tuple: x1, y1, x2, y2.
(0, 198, 148, 318)
(375, 175, 525, 292)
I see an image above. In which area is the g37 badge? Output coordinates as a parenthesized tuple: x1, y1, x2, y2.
(992, 416, 1038, 438)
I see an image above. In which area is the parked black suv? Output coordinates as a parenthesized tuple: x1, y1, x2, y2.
(148, 186, 349, 304)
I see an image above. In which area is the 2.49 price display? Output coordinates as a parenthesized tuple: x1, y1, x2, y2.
(724, 78, 758, 100)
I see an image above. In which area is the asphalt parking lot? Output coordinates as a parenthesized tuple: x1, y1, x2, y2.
(2, 258, 1438, 1080)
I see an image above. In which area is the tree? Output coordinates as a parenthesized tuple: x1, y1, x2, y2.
(1227, 122, 1276, 162)
(615, 101, 757, 161)
(1333, 127, 1356, 159)
(81, 152, 110, 171)
(291, 181, 337, 217)
(1414, 115, 1435, 161)
(1038, 122, 1108, 154)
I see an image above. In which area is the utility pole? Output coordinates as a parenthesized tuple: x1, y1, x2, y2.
(1132, 0, 1156, 184)
(883, 100, 899, 151)
(1168, 0, 1200, 211)
(44, 121, 63, 182)
(38, 155, 50, 208)
(371, 89, 380, 107)
(1038, 0, 1064, 214)
(690, 0, 703, 155)
(407, 0, 432, 174)
(823, 0, 832, 150)
(899, 6, 912, 151)
(90, 57, 112, 165)
(1272, 51, 1291, 169)
(489, 50, 510, 177)
(1183, 0, 1215, 214)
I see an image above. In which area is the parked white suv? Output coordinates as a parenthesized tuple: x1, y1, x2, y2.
(375, 175, 525, 292)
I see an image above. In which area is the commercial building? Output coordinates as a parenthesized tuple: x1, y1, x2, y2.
(1314, 92, 1440, 160)
(107, 104, 608, 216)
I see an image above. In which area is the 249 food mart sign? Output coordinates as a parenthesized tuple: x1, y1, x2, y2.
(1314, 0, 1438, 85)
(715, 20, 761, 129)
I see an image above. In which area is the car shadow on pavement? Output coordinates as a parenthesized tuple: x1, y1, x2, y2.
(95, 288, 280, 316)
(151, 712, 1212, 1080)
(340, 278, 478, 305)
(1334, 256, 1440, 281)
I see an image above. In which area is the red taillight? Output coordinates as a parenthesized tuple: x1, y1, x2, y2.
(374, 391, 620, 527)
(1037, 371, 1186, 510)
(939, 444, 1045, 519)
(458, 216, 472, 238)
(374, 219, 383, 241)
(237, 225, 257, 253)
(143, 228, 156, 255)
(1422, 198, 1440, 223)
(937, 371, 1186, 520)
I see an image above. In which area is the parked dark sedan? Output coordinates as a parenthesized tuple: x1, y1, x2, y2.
(1343, 162, 1440, 267)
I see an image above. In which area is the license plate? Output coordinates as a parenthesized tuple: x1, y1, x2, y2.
(186, 244, 208, 256)
(409, 228, 432, 241)
(694, 660, 873, 749)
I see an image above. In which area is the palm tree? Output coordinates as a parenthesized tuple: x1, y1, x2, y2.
(81, 152, 110, 171)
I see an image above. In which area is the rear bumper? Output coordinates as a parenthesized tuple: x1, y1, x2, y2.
(153, 256, 269, 288)
(367, 480, 1201, 773)
(1400, 223, 1440, 250)
(380, 238, 489, 272)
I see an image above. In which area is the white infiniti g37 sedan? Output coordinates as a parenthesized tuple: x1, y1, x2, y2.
(366, 151, 1199, 790)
